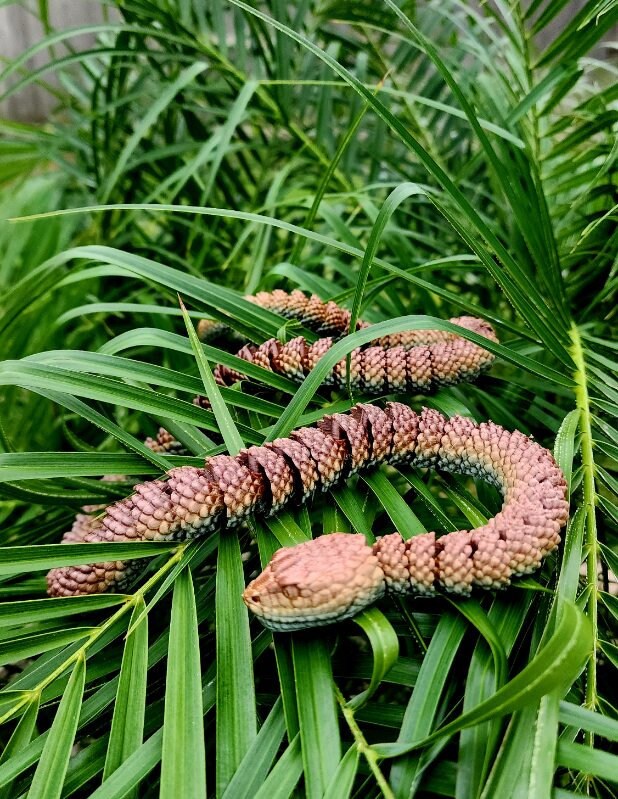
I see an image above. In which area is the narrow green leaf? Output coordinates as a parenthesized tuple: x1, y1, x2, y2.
(389, 612, 467, 796)
(553, 409, 581, 497)
(348, 607, 399, 709)
(216, 533, 257, 796)
(479, 704, 538, 799)
(323, 744, 360, 799)
(349, 182, 424, 333)
(559, 701, 618, 741)
(100, 328, 296, 394)
(528, 692, 561, 797)
(292, 634, 341, 799)
(86, 730, 162, 799)
(402, 472, 458, 530)
(0, 695, 39, 799)
(133, 537, 218, 632)
(363, 470, 426, 536)
(3, 243, 284, 341)
(103, 599, 148, 794)
(252, 735, 302, 799)
(60, 736, 107, 797)
(554, 507, 585, 615)
(195, 80, 258, 207)
(266, 514, 310, 547)
(180, 297, 245, 454)
(376, 601, 592, 758)
(221, 698, 286, 799)
(449, 599, 508, 687)
(0, 452, 188, 482)
(291, 92, 374, 265)
(443, 484, 488, 527)
(100, 63, 207, 202)
(0, 594, 125, 628)
(161, 569, 206, 799)
(32, 388, 171, 471)
(387, 0, 568, 320)
(556, 740, 618, 782)
(27, 654, 85, 799)
(0, 542, 175, 577)
(225, 0, 574, 364)
(0, 627, 92, 667)
(456, 593, 532, 799)
(26, 350, 285, 420)
(54, 301, 207, 327)
(0, 23, 193, 95)
(0, 691, 35, 721)
(332, 483, 376, 539)
(0, 361, 257, 441)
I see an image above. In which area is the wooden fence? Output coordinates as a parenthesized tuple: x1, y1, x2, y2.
(0, 1, 108, 121)
(0, 1, 615, 121)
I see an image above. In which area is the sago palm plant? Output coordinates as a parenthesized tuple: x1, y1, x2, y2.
(0, 1, 616, 797)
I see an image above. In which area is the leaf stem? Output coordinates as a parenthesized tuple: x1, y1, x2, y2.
(334, 684, 395, 799)
(569, 324, 599, 726)
(0, 543, 190, 726)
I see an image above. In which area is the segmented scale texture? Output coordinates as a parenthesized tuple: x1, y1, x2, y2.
(241, 404, 568, 629)
(246, 289, 495, 349)
(213, 290, 497, 393)
(144, 428, 186, 455)
(48, 403, 568, 630)
(193, 290, 497, 412)
(46, 290, 567, 631)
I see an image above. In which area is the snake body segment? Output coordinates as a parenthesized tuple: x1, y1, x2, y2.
(242, 405, 568, 629)
(212, 290, 498, 393)
(45, 290, 568, 632)
(47, 402, 568, 628)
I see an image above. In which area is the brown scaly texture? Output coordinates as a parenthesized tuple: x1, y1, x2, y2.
(46, 291, 567, 630)
(212, 290, 498, 393)
(144, 429, 186, 455)
(48, 403, 568, 631)
(242, 405, 568, 629)
(147, 289, 498, 455)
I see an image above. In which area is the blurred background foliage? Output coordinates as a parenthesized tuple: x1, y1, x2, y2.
(0, 0, 616, 797)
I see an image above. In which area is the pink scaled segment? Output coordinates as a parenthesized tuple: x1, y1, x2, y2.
(47, 403, 568, 630)
(243, 406, 568, 629)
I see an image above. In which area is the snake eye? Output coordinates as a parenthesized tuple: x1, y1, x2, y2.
(282, 585, 299, 599)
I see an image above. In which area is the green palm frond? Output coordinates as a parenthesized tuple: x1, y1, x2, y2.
(0, 1, 616, 797)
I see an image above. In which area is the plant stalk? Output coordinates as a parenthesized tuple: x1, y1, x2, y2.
(0, 543, 190, 726)
(334, 685, 395, 799)
(569, 324, 598, 727)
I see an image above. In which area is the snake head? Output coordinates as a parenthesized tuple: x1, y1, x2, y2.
(242, 533, 385, 631)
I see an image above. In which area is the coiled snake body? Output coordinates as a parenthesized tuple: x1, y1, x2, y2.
(47, 291, 569, 631)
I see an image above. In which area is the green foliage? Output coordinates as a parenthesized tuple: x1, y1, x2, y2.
(0, 1, 616, 797)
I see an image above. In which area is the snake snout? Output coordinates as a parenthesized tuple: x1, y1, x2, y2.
(243, 533, 386, 631)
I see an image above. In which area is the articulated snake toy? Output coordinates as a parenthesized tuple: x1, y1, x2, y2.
(47, 291, 569, 631)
